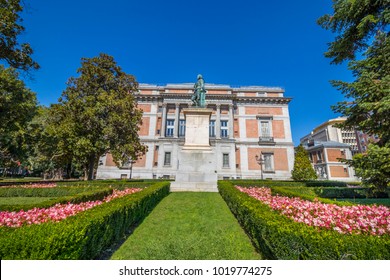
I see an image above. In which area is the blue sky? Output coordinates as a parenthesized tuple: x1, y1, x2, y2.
(19, 0, 352, 145)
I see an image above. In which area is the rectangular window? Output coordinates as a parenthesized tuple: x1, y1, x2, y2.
(221, 120, 228, 138)
(164, 152, 171, 166)
(263, 153, 274, 172)
(260, 121, 271, 137)
(209, 120, 216, 137)
(223, 153, 229, 168)
(166, 119, 174, 137)
(179, 119, 186, 137)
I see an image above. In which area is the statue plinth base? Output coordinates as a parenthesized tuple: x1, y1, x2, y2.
(171, 107, 217, 192)
(182, 108, 212, 150)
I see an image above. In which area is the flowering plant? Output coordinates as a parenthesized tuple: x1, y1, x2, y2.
(0, 188, 142, 228)
(4, 183, 57, 188)
(236, 186, 390, 236)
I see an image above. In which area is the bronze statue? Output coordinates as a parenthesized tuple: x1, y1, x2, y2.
(191, 74, 206, 107)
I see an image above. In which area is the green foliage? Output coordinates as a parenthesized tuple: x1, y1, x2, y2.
(291, 145, 317, 181)
(319, 1, 390, 192)
(349, 144, 390, 192)
(51, 53, 146, 180)
(0, 186, 113, 211)
(218, 181, 390, 260)
(0, 0, 39, 70)
(312, 187, 369, 199)
(317, 0, 389, 64)
(0, 181, 170, 259)
(230, 179, 347, 188)
(0, 65, 37, 167)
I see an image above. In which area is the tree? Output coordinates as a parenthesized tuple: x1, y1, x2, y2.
(26, 105, 77, 179)
(317, 0, 388, 64)
(291, 145, 317, 181)
(0, 0, 39, 71)
(57, 53, 146, 180)
(318, 0, 389, 191)
(0, 65, 37, 169)
(351, 144, 390, 193)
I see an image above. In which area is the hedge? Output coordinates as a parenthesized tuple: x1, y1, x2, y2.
(218, 181, 390, 259)
(230, 179, 349, 188)
(0, 181, 170, 259)
(0, 186, 114, 211)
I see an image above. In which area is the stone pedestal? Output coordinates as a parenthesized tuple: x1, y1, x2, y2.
(170, 108, 218, 192)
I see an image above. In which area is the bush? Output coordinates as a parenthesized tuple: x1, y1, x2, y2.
(313, 187, 368, 199)
(0, 186, 114, 211)
(0, 181, 170, 259)
(218, 181, 390, 259)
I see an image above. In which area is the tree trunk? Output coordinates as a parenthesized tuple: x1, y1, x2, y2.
(87, 156, 96, 180)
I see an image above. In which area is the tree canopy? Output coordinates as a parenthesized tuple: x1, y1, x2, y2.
(319, 0, 389, 190)
(56, 53, 146, 180)
(0, 0, 39, 71)
(0, 65, 37, 167)
(318, 0, 389, 64)
(291, 145, 317, 181)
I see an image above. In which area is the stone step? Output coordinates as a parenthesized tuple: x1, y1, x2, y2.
(170, 182, 218, 192)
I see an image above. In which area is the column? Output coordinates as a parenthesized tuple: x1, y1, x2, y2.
(161, 103, 167, 137)
(174, 103, 180, 138)
(216, 104, 221, 139)
(228, 104, 234, 139)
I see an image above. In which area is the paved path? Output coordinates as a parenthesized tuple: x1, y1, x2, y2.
(111, 192, 261, 260)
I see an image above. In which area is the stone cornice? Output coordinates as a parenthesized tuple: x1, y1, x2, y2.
(136, 94, 292, 105)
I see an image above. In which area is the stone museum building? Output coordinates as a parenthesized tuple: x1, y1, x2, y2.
(96, 81, 295, 181)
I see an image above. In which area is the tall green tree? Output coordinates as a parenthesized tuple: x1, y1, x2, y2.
(0, 0, 39, 71)
(57, 53, 146, 180)
(0, 65, 37, 168)
(318, 0, 390, 190)
(26, 105, 77, 179)
(291, 145, 317, 181)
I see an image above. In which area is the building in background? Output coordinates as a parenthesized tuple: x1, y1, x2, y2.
(97, 82, 295, 180)
(304, 140, 357, 181)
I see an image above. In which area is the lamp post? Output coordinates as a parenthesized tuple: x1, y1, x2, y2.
(255, 153, 264, 180)
(129, 159, 135, 180)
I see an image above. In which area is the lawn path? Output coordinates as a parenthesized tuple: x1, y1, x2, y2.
(111, 192, 261, 260)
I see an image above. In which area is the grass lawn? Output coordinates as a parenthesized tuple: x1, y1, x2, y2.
(110, 192, 261, 260)
(337, 198, 390, 207)
(0, 197, 56, 206)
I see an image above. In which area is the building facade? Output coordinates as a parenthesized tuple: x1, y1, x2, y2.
(304, 140, 358, 181)
(97, 83, 295, 180)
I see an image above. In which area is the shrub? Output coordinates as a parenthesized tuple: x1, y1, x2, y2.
(291, 145, 317, 181)
(218, 181, 390, 259)
(0, 186, 114, 211)
(0, 181, 170, 259)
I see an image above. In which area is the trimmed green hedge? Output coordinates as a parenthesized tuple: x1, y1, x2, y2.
(218, 181, 390, 260)
(313, 187, 368, 199)
(0, 181, 170, 259)
(230, 179, 349, 188)
(0, 186, 114, 211)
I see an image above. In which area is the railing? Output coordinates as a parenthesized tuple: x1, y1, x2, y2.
(258, 136, 275, 145)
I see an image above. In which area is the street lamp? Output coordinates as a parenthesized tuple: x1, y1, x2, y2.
(255, 153, 264, 180)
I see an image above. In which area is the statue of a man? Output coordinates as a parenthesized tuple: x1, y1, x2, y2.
(191, 74, 206, 107)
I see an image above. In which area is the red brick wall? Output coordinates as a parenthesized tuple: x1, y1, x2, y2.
(138, 117, 150, 136)
(246, 119, 259, 138)
(330, 166, 349, 177)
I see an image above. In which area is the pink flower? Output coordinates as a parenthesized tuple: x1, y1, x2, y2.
(236, 186, 390, 236)
(0, 188, 143, 228)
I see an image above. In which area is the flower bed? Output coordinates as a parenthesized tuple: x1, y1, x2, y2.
(237, 186, 390, 236)
(0, 188, 141, 227)
(218, 181, 390, 259)
(4, 183, 57, 188)
(0, 182, 170, 259)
